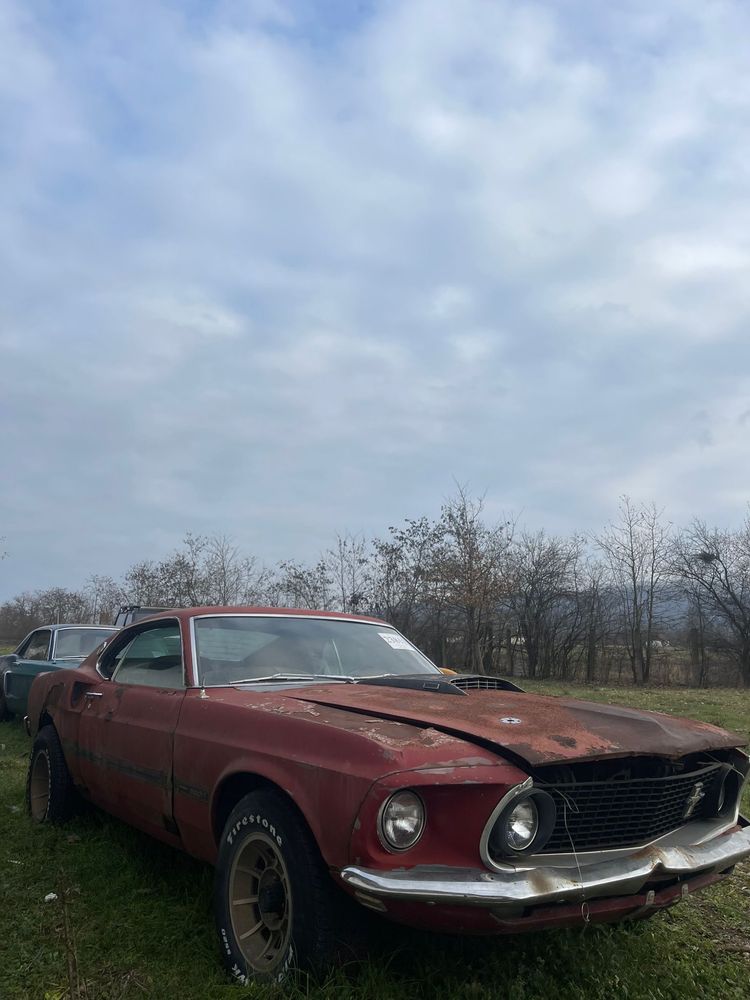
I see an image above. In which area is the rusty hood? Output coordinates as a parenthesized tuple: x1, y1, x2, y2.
(292, 684, 745, 767)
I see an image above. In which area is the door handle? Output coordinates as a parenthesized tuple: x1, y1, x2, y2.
(83, 691, 103, 699)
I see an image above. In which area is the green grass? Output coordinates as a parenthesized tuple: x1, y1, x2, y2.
(1, 686, 750, 999)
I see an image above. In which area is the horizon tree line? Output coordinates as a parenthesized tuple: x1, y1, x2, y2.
(2, 491, 750, 687)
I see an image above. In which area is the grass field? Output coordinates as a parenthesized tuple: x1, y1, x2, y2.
(1, 684, 750, 1000)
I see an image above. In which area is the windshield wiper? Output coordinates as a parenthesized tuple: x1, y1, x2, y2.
(231, 673, 355, 685)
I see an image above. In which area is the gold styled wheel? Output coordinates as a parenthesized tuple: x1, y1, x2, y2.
(228, 831, 292, 973)
(29, 749, 51, 821)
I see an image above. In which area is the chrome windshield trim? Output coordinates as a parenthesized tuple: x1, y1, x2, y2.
(189, 615, 199, 688)
(189, 613, 441, 687)
(341, 820, 750, 910)
(51, 625, 118, 661)
(190, 612, 388, 624)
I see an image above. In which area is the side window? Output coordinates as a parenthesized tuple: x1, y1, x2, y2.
(109, 624, 184, 689)
(22, 630, 52, 661)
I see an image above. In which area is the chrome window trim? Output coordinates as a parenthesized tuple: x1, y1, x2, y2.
(96, 617, 187, 688)
(189, 612, 441, 688)
(189, 615, 198, 687)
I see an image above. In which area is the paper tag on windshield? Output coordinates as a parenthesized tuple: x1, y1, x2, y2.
(379, 632, 413, 650)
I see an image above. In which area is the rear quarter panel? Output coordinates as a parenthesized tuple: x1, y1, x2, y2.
(27, 667, 88, 780)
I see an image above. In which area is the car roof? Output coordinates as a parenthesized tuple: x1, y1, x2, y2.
(138, 606, 388, 625)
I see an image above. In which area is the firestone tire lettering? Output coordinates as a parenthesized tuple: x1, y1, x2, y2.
(214, 789, 349, 983)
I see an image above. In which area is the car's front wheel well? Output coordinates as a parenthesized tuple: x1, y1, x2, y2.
(212, 773, 305, 846)
(37, 710, 54, 734)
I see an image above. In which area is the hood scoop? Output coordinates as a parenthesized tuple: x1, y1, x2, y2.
(450, 674, 525, 693)
(352, 673, 524, 697)
(356, 674, 466, 696)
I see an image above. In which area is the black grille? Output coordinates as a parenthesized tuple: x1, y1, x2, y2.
(536, 763, 724, 853)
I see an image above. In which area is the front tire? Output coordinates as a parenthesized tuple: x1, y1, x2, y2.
(214, 790, 348, 984)
(26, 725, 77, 823)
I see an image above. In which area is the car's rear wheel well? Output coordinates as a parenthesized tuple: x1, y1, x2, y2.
(212, 773, 307, 845)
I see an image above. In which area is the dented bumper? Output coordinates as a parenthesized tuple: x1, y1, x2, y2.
(341, 819, 750, 912)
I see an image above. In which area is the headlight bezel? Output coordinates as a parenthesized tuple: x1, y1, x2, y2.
(486, 785, 557, 860)
(378, 789, 426, 853)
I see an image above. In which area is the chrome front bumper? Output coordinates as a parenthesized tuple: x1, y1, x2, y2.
(341, 821, 750, 911)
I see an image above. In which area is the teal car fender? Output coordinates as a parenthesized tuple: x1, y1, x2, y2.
(1, 624, 119, 720)
(4, 659, 67, 717)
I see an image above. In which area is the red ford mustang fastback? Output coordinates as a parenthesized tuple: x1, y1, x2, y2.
(25, 607, 750, 982)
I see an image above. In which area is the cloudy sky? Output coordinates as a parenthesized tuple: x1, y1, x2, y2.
(1, 0, 750, 599)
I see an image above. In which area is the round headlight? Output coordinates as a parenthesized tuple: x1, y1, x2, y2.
(487, 788, 557, 859)
(379, 790, 425, 851)
(504, 798, 539, 851)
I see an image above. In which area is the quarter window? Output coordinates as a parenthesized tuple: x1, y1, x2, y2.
(109, 624, 184, 689)
(23, 630, 52, 661)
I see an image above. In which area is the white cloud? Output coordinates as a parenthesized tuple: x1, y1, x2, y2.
(1, 0, 750, 596)
(607, 381, 750, 522)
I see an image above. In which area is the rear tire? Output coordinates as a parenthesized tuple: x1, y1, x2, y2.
(214, 790, 352, 984)
(26, 725, 77, 823)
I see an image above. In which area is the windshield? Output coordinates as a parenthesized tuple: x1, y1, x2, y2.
(193, 615, 440, 686)
(55, 628, 118, 659)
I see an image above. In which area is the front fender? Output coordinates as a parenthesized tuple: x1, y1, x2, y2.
(348, 760, 528, 872)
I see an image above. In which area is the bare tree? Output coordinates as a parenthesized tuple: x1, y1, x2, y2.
(84, 575, 127, 624)
(432, 487, 513, 674)
(595, 498, 671, 684)
(683, 582, 712, 688)
(0, 587, 92, 637)
(504, 532, 588, 680)
(369, 517, 444, 646)
(203, 535, 270, 605)
(123, 559, 169, 606)
(273, 558, 334, 610)
(325, 533, 371, 613)
(672, 516, 750, 686)
(8, 496, 750, 688)
(579, 556, 613, 684)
